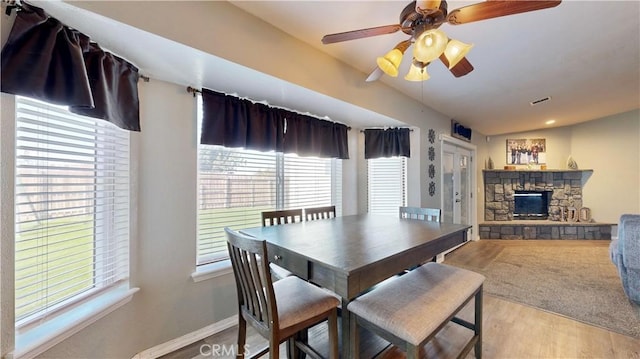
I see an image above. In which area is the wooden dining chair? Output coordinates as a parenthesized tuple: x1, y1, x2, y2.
(261, 208, 303, 226)
(399, 206, 441, 222)
(225, 228, 339, 359)
(400, 206, 442, 267)
(260, 209, 304, 279)
(304, 205, 336, 221)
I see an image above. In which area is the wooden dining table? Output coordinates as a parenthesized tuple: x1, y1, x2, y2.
(241, 213, 471, 358)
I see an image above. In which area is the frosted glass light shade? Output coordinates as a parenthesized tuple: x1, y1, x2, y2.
(443, 39, 473, 69)
(413, 29, 448, 63)
(404, 61, 430, 81)
(415, 0, 441, 14)
(376, 49, 404, 77)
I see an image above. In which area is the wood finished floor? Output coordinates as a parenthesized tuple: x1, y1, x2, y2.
(162, 240, 640, 359)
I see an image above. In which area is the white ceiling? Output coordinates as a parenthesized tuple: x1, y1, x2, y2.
(229, 0, 640, 135)
(16, 1, 640, 136)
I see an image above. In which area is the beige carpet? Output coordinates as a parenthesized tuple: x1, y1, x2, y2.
(445, 240, 640, 338)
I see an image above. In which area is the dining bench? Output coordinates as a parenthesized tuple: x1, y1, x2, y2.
(347, 262, 485, 359)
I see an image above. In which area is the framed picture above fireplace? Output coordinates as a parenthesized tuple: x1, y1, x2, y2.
(506, 138, 546, 166)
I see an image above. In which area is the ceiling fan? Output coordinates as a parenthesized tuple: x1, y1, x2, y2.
(321, 0, 561, 82)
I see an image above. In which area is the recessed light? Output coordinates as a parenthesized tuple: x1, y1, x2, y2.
(545, 120, 556, 125)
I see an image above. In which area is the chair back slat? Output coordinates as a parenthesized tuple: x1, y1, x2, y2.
(304, 205, 336, 221)
(399, 206, 441, 222)
(226, 228, 277, 332)
(248, 253, 269, 322)
(261, 209, 304, 226)
(229, 246, 252, 315)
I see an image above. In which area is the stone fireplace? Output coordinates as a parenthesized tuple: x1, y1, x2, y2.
(480, 169, 612, 240)
(483, 169, 589, 221)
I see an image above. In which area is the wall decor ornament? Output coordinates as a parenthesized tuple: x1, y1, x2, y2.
(429, 181, 436, 197)
(567, 155, 578, 170)
(428, 164, 435, 178)
(506, 138, 546, 166)
(428, 129, 436, 144)
(560, 206, 592, 222)
(428, 146, 435, 161)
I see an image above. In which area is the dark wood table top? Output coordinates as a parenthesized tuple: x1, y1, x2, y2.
(242, 214, 470, 275)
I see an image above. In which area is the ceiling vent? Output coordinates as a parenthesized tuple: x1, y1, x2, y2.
(530, 96, 551, 106)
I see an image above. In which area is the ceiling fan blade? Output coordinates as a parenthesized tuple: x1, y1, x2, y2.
(439, 54, 474, 77)
(447, 1, 561, 25)
(322, 24, 403, 44)
(365, 67, 384, 82)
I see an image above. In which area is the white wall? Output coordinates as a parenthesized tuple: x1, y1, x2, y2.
(570, 110, 640, 221)
(1, 94, 17, 359)
(1, 11, 17, 358)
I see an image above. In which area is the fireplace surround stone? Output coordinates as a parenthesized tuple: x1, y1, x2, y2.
(483, 169, 592, 221)
(481, 169, 612, 240)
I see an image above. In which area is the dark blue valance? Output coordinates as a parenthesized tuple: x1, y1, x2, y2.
(364, 128, 411, 159)
(1, 2, 140, 131)
(201, 88, 349, 159)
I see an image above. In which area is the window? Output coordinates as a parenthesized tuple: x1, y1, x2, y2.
(195, 94, 342, 266)
(196, 146, 341, 266)
(14, 96, 131, 325)
(367, 157, 407, 216)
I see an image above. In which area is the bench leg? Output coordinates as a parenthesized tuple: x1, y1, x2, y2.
(475, 285, 483, 359)
(349, 312, 359, 359)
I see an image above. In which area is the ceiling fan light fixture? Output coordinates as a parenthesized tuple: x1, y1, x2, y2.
(376, 49, 403, 77)
(443, 39, 473, 69)
(376, 40, 411, 77)
(413, 29, 448, 63)
(415, 0, 442, 14)
(404, 60, 430, 81)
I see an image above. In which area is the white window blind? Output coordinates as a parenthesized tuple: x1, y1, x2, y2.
(367, 156, 407, 216)
(283, 154, 333, 209)
(14, 96, 130, 324)
(196, 145, 341, 266)
(197, 147, 277, 264)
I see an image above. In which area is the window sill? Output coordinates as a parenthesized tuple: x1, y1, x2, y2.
(13, 285, 139, 359)
(191, 260, 233, 282)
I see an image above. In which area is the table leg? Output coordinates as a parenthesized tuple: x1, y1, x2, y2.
(341, 297, 352, 358)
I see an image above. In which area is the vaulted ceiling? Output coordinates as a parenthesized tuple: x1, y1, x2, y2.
(230, 1, 640, 135)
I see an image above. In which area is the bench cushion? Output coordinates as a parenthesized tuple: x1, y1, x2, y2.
(347, 262, 485, 346)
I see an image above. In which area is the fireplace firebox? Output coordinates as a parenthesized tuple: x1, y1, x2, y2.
(513, 190, 552, 220)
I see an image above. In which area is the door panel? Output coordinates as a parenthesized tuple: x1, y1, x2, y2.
(442, 143, 472, 226)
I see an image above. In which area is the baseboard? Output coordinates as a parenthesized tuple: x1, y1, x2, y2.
(131, 315, 238, 359)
